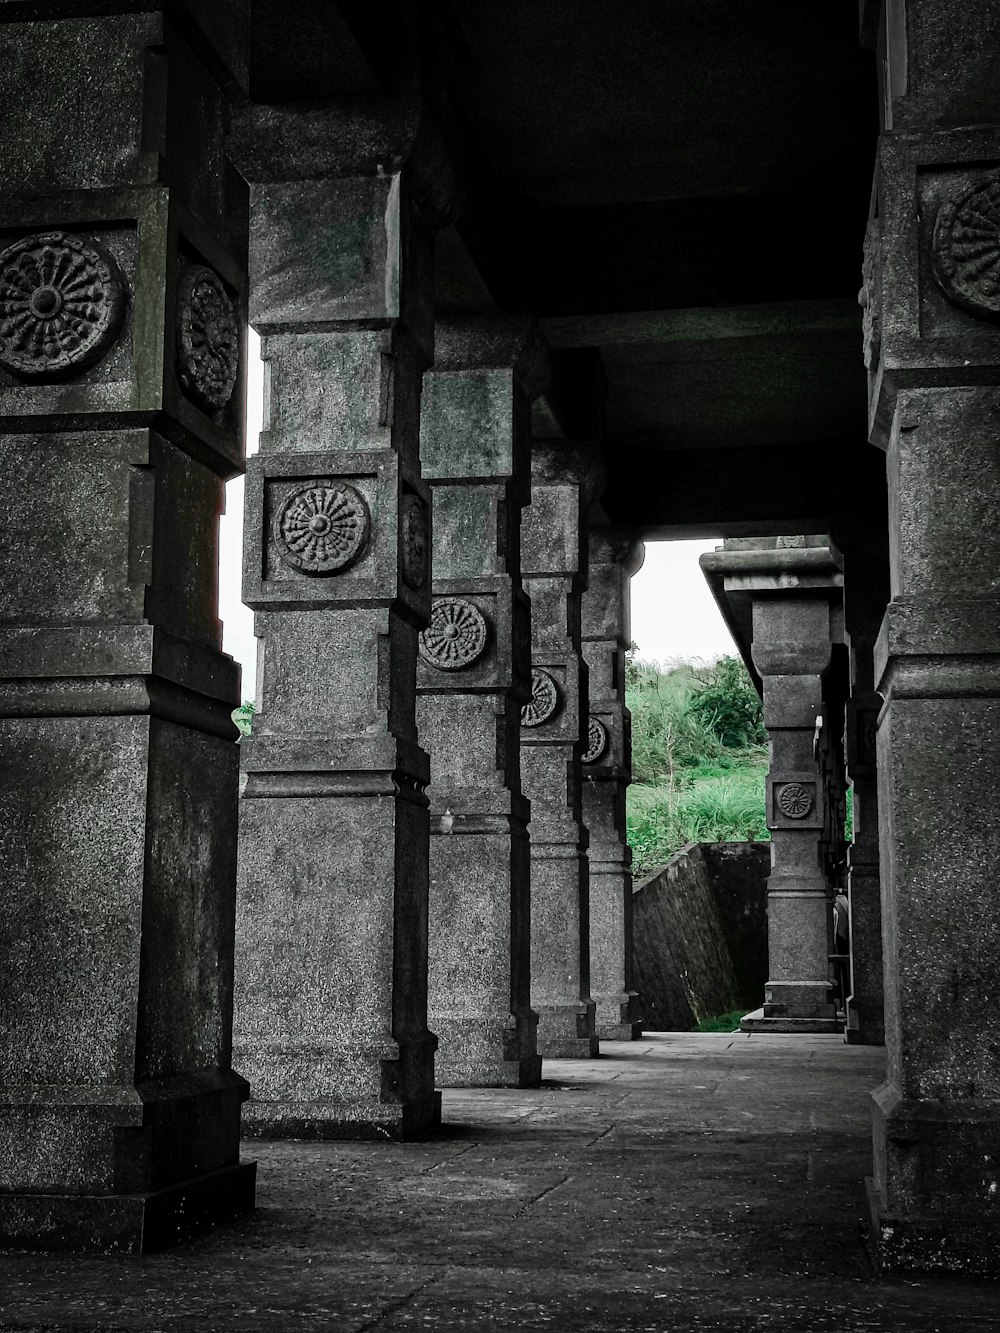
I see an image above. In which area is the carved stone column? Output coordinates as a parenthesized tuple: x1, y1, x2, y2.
(702, 539, 844, 1034)
(230, 104, 454, 1139)
(0, 14, 255, 1250)
(581, 527, 643, 1041)
(862, 0, 1000, 1268)
(840, 536, 888, 1046)
(521, 444, 599, 1058)
(416, 317, 543, 1087)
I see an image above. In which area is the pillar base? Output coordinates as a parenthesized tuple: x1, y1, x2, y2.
(596, 1021, 644, 1042)
(428, 1011, 540, 1089)
(241, 1093, 441, 1141)
(867, 1177, 1000, 1276)
(594, 989, 642, 1041)
(0, 1161, 257, 1255)
(740, 1006, 843, 1034)
(535, 1002, 599, 1058)
(436, 1056, 542, 1089)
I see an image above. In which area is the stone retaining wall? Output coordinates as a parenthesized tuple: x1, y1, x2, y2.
(632, 842, 769, 1030)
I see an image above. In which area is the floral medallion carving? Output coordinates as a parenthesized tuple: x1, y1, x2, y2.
(400, 493, 428, 590)
(418, 597, 489, 671)
(176, 263, 239, 411)
(582, 716, 608, 764)
(933, 174, 1000, 321)
(275, 482, 370, 575)
(776, 782, 814, 820)
(521, 668, 560, 728)
(0, 231, 126, 379)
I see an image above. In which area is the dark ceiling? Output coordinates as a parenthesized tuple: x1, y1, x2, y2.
(248, 0, 882, 537)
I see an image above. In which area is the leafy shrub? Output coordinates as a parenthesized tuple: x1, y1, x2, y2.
(627, 659, 768, 874)
(231, 699, 256, 740)
(688, 655, 766, 749)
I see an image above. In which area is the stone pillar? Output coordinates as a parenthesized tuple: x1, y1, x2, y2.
(752, 565, 843, 1033)
(521, 444, 599, 1058)
(862, 1, 1000, 1266)
(230, 104, 454, 1138)
(702, 540, 844, 1034)
(0, 14, 255, 1250)
(841, 537, 887, 1046)
(581, 527, 643, 1041)
(416, 317, 543, 1087)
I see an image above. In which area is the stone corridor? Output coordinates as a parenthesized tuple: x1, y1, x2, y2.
(2, 1035, 995, 1331)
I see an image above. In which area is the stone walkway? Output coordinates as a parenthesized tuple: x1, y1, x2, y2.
(2, 1034, 997, 1331)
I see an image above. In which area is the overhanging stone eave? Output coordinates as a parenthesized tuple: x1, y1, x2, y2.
(700, 544, 846, 695)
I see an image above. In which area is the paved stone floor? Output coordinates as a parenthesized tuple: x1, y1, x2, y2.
(2, 1033, 998, 1331)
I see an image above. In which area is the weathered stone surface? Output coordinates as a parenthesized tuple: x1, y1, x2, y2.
(699, 841, 772, 1009)
(702, 540, 845, 1033)
(21, 1037, 999, 1331)
(0, 12, 253, 1251)
(581, 527, 643, 1039)
(416, 318, 542, 1088)
(233, 106, 449, 1138)
(521, 444, 600, 1058)
(836, 523, 889, 1048)
(868, 384, 1000, 1272)
(632, 843, 767, 1030)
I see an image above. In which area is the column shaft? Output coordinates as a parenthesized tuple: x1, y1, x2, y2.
(581, 528, 643, 1040)
(841, 537, 888, 1046)
(416, 318, 542, 1087)
(231, 106, 452, 1138)
(521, 445, 599, 1057)
(717, 541, 844, 1034)
(862, 2, 1000, 1267)
(0, 13, 254, 1250)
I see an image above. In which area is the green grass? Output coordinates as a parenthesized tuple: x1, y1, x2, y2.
(695, 1009, 747, 1033)
(626, 657, 769, 875)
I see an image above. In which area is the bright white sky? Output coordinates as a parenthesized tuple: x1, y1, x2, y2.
(218, 333, 736, 702)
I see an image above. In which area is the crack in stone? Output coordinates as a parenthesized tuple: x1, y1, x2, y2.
(352, 1272, 444, 1332)
(510, 1174, 572, 1220)
(418, 1143, 479, 1175)
(587, 1124, 616, 1146)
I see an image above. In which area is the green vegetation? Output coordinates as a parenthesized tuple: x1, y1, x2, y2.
(231, 699, 256, 740)
(626, 656, 769, 876)
(695, 1009, 747, 1033)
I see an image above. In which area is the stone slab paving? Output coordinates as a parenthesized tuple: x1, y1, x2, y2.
(2, 1033, 998, 1331)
